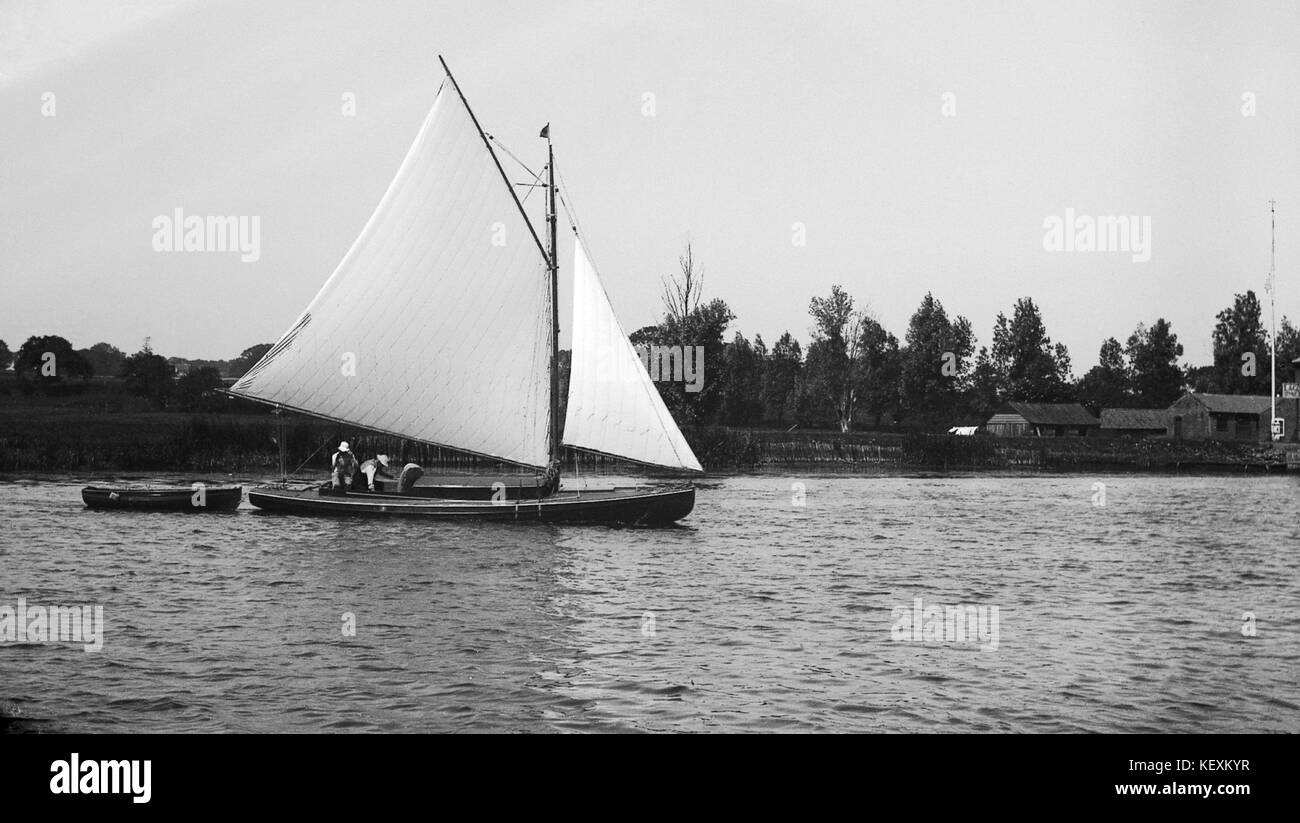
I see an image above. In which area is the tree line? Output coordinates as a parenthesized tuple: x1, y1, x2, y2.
(0, 336, 273, 410)
(629, 246, 1298, 432)
(3, 247, 1292, 430)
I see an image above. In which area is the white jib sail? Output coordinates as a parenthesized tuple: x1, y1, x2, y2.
(231, 80, 553, 468)
(562, 239, 703, 472)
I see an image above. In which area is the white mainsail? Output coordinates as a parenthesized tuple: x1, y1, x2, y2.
(230, 78, 553, 468)
(563, 240, 703, 472)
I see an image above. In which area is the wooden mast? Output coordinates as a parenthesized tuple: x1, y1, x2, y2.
(545, 128, 560, 463)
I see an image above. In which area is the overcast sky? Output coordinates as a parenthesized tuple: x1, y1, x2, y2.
(2, 0, 1297, 369)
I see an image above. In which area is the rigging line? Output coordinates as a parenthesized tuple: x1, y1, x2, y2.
(487, 133, 544, 184)
(555, 162, 586, 237)
(289, 433, 335, 479)
(486, 134, 546, 207)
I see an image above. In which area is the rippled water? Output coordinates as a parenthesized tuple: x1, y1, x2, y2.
(1, 472, 1297, 733)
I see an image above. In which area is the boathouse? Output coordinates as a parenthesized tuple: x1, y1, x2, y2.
(1165, 392, 1271, 441)
(983, 402, 1099, 437)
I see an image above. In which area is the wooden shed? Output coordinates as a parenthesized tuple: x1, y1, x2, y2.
(983, 402, 1100, 437)
(1166, 392, 1270, 441)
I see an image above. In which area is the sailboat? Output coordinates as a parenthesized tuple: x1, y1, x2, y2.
(230, 58, 703, 524)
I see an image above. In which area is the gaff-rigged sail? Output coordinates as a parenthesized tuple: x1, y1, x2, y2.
(563, 240, 703, 472)
(229, 73, 553, 469)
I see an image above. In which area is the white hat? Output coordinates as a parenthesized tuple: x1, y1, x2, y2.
(338, 441, 350, 452)
(377, 454, 390, 467)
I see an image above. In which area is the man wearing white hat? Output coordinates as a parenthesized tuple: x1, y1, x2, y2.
(330, 441, 359, 491)
(359, 453, 393, 492)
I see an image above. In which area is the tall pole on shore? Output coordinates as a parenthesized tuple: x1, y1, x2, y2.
(1268, 199, 1277, 439)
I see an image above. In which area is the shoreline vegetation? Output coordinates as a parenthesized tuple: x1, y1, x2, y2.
(4, 256, 1296, 478)
(0, 403, 1286, 476)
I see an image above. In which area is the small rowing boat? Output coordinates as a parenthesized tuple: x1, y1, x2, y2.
(81, 484, 243, 511)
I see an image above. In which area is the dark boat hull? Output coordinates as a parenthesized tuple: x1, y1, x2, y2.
(81, 485, 243, 511)
(248, 484, 694, 525)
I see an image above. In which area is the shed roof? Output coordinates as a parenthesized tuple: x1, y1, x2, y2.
(1100, 408, 1169, 429)
(1184, 393, 1271, 414)
(1004, 402, 1099, 426)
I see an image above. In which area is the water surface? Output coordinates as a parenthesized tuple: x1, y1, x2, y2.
(1, 472, 1296, 732)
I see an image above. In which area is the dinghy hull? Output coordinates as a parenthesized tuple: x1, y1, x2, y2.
(248, 484, 694, 525)
(81, 485, 243, 511)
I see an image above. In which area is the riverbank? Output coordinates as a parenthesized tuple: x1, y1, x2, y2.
(0, 397, 1287, 474)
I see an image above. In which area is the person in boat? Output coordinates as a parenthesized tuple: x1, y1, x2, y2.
(330, 441, 359, 492)
(540, 458, 562, 497)
(357, 454, 393, 492)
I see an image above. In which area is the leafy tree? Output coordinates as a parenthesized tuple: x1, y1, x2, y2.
(122, 349, 175, 407)
(13, 335, 93, 384)
(990, 297, 1070, 402)
(898, 292, 974, 425)
(1126, 319, 1184, 406)
(230, 343, 275, 378)
(967, 346, 1002, 420)
(1271, 316, 1300, 386)
(1212, 291, 1268, 394)
(0, 339, 11, 371)
(1075, 337, 1130, 411)
(630, 244, 734, 425)
(79, 342, 127, 378)
(718, 332, 764, 425)
(1183, 363, 1218, 394)
(176, 366, 225, 411)
(762, 331, 803, 426)
(856, 315, 901, 426)
(806, 285, 863, 431)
